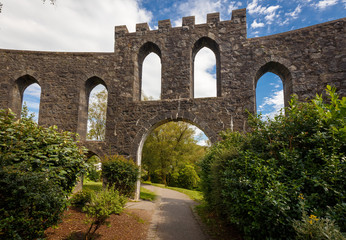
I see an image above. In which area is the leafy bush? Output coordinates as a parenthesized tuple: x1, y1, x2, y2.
(176, 164, 200, 190)
(0, 109, 87, 193)
(102, 155, 139, 197)
(0, 108, 87, 239)
(200, 86, 346, 239)
(0, 170, 67, 240)
(70, 189, 93, 209)
(83, 188, 127, 239)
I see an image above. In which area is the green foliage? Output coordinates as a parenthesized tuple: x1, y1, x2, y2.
(83, 180, 103, 192)
(83, 188, 127, 239)
(0, 108, 87, 239)
(142, 121, 206, 187)
(293, 196, 345, 240)
(200, 86, 346, 239)
(87, 89, 107, 141)
(70, 189, 93, 209)
(174, 164, 200, 190)
(140, 187, 157, 201)
(0, 109, 87, 193)
(0, 170, 67, 240)
(102, 155, 139, 197)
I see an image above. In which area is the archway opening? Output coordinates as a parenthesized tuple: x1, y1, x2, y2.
(140, 121, 210, 192)
(256, 72, 284, 119)
(194, 47, 217, 98)
(21, 83, 41, 122)
(87, 84, 108, 141)
(141, 52, 161, 100)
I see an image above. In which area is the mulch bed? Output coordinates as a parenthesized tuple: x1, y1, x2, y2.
(45, 207, 153, 240)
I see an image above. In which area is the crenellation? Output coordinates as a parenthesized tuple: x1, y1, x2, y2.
(182, 16, 195, 27)
(207, 12, 220, 25)
(231, 8, 246, 22)
(158, 19, 171, 30)
(114, 25, 129, 38)
(136, 23, 150, 32)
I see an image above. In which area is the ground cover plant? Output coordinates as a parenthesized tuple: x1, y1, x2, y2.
(0, 108, 87, 240)
(201, 86, 346, 239)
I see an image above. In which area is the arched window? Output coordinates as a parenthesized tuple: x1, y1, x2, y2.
(77, 76, 107, 141)
(256, 72, 284, 119)
(192, 37, 220, 98)
(255, 61, 292, 119)
(87, 84, 108, 141)
(194, 47, 217, 98)
(136, 42, 162, 101)
(141, 52, 161, 100)
(22, 83, 41, 122)
(12, 75, 41, 122)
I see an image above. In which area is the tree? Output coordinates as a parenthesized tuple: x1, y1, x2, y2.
(87, 89, 107, 141)
(142, 121, 206, 186)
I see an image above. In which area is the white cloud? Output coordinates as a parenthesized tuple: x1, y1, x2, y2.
(251, 20, 265, 28)
(194, 47, 217, 98)
(258, 90, 284, 119)
(247, 0, 280, 24)
(286, 4, 302, 19)
(23, 83, 41, 98)
(228, 1, 242, 14)
(142, 53, 161, 100)
(175, 0, 223, 24)
(0, 0, 152, 51)
(312, 0, 339, 10)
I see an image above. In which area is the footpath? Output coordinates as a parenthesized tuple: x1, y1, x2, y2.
(126, 184, 209, 240)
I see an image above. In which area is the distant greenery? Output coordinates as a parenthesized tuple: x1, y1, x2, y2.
(142, 121, 207, 189)
(144, 182, 203, 202)
(140, 187, 157, 201)
(83, 180, 103, 192)
(201, 86, 345, 239)
(0, 108, 87, 240)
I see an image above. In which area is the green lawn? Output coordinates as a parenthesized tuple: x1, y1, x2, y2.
(140, 187, 157, 201)
(82, 180, 102, 192)
(143, 181, 203, 202)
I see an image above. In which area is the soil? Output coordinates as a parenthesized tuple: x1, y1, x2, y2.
(45, 207, 153, 240)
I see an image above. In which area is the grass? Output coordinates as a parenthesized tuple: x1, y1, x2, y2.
(82, 180, 102, 192)
(140, 187, 157, 201)
(142, 181, 203, 202)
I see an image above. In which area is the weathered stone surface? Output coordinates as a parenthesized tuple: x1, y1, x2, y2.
(0, 8, 345, 162)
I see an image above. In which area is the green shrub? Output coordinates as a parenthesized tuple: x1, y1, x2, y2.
(0, 108, 87, 239)
(102, 155, 139, 197)
(177, 164, 200, 189)
(201, 86, 346, 239)
(83, 188, 127, 239)
(0, 170, 67, 240)
(70, 189, 93, 209)
(87, 168, 101, 182)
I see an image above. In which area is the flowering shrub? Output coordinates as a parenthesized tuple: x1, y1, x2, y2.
(200, 86, 346, 239)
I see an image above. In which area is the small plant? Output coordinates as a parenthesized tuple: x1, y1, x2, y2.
(293, 194, 345, 240)
(82, 187, 127, 240)
(70, 190, 93, 209)
(102, 155, 139, 197)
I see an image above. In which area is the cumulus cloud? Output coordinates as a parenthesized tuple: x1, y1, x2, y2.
(258, 90, 284, 119)
(251, 19, 265, 28)
(0, 0, 152, 51)
(312, 0, 339, 10)
(141, 53, 161, 100)
(194, 47, 217, 98)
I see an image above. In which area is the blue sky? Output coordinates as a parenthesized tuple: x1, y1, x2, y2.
(0, 0, 345, 143)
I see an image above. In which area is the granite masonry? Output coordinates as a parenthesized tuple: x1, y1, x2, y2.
(0, 8, 345, 165)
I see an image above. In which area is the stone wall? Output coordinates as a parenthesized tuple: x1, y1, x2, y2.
(0, 8, 345, 162)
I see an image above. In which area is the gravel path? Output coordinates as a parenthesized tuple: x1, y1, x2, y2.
(141, 184, 208, 240)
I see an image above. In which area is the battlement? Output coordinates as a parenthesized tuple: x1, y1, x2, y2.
(114, 8, 246, 38)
